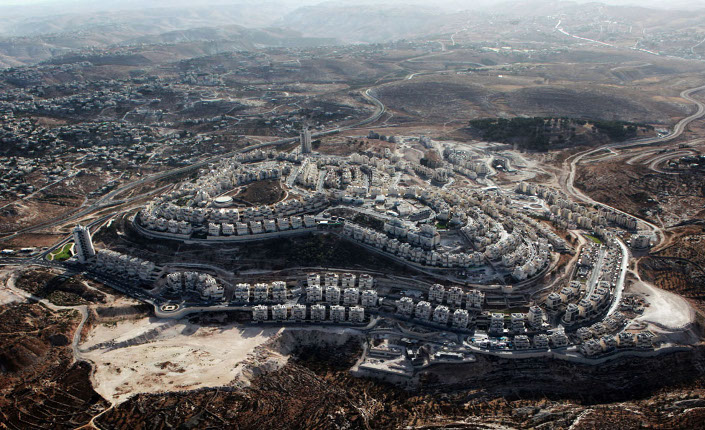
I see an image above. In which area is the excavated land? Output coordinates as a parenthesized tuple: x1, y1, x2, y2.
(81, 317, 285, 404)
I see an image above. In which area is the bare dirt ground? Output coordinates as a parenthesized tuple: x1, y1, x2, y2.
(0, 266, 25, 306)
(0, 232, 65, 249)
(374, 71, 690, 126)
(235, 179, 285, 205)
(81, 318, 285, 403)
(627, 274, 698, 347)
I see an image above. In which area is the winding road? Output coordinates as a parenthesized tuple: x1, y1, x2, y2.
(563, 83, 705, 246)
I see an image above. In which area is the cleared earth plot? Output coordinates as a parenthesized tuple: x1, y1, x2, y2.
(82, 318, 285, 403)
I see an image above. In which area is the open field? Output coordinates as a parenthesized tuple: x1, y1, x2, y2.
(82, 317, 284, 403)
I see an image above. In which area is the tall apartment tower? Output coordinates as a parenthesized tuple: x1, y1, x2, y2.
(300, 127, 312, 154)
(72, 224, 96, 263)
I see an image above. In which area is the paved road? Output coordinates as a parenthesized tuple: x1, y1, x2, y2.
(564, 83, 705, 246)
(607, 239, 629, 316)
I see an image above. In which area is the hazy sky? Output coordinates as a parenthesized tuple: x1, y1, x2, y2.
(2, 0, 705, 5)
(1, 0, 705, 13)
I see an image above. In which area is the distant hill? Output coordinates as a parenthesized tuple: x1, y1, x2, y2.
(124, 26, 337, 48)
(277, 5, 461, 44)
(0, 25, 337, 69)
(1, 0, 705, 68)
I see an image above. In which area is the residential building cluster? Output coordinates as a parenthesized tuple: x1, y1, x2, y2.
(165, 271, 224, 301)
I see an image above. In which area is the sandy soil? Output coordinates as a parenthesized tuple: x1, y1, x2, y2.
(81, 317, 284, 403)
(0, 268, 24, 306)
(631, 280, 696, 341)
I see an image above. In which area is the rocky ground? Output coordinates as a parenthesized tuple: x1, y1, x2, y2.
(0, 302, 109, 429)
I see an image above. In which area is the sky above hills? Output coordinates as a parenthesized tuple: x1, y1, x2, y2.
(2, 0, 705, 9)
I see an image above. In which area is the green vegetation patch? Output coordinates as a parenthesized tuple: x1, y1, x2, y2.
(467, 117, 651, 151)
(48, 243, 74, 261)
(585, 235, 603, 244)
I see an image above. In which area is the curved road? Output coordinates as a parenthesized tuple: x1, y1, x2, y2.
(564, 83, 705, 246)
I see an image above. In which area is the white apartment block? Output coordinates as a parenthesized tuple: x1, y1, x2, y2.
(563, 303, 580, 323)
(428, 284, 445, 303)
(253, 283, 269, 302)
(166, 272, 182, 293)
(636, 332, 654, 349)
(550, 332, 569, 348)
(72, 224, 96, 263)
(360, 290, 378, 307)
(452, 309, 469, 328)
(466, 289, 484, 310)
(349, 306, 365, 323)
(514, 335, 531, 350)
(489, 313, 505, 334)
(325, 272, 339, 287)
(397, 297, 414, 316)
(581, 339, 603, 357)
(600, 335, 617, 351)
(341, 273, 356, 288)
(511, 313, 525, 332)
(447, 286, 463, 306)
(311, 304, 326, 321)
(198, 276, 223, 301)
(617, 332, 636, 348)
(343, 287, 360, 306)
(291, 304, 307, 321)
(252, 305, 268, 321)
(533, 334, 549, 349)
(306, 285, 323, 303)
(330, 305, 346, 322)
(271, 304, 288, 321)
(415, 301, 432, 320)
(325, 285, 341, 303)
(577, 327, 592, 341)
(527, 306, 544, 329)
(358, 273, 374, 289)
(433, 305, 450, 324)
(271, 281, 287, 303)
(234, 283, 251, 302)
(307, 273, 321, 287)
(546, 292, 562, 309)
